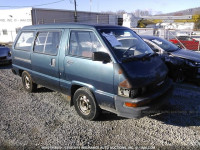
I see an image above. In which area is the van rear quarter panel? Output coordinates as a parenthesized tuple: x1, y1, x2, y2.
(12, 30, 37, 73)
(12, 50, 31, 72)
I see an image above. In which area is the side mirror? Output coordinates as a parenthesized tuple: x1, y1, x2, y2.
(92, 51, 111, 63)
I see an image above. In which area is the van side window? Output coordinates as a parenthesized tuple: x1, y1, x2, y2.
(15, 32, 35, 51)
(69, 30, 104, 58)
(34, 31, 61, 55)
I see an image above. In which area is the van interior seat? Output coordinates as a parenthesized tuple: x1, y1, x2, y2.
(82, 50, 92, 58)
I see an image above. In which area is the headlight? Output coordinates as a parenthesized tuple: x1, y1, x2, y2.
(8, 51, 11, 57)
(118, 79, 138, 98)
(194, 62, 200, 66)
(117, 73, 146, 98)
(118, 87, 131, 97)
(118, 87, 140, 98)
(186, 61, 200, 67)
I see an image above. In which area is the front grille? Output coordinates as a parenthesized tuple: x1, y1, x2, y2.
(146, 77, 167, 93)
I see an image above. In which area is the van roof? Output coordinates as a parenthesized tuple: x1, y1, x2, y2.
(22, 23, 129, 30)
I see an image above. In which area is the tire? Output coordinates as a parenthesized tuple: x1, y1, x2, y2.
(22, 71, 37, 93)
(73, 87, 101, 120)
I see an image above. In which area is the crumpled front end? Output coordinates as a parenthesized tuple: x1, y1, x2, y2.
(113, 55, 172, 118)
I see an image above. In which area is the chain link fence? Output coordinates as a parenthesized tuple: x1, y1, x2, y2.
(167, 30, 200, 51)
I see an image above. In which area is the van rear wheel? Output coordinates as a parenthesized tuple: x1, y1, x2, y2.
(22, 71, 37, 93)
(73, 87, 100, 120)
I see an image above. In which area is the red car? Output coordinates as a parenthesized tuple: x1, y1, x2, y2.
(169, 36, 199, 50)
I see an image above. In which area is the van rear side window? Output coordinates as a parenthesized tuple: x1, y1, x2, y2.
(15, 32, 35, 51)
(33, 31, 61, 56)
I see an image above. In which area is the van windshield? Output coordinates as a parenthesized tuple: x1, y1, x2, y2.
(100, 29, 153, 61)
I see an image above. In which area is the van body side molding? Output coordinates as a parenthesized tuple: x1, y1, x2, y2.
(14, 56, 31, 64)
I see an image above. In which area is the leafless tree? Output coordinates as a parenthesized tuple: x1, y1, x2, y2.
(116, 10, 126, 15)
(133, 9, 152, 17)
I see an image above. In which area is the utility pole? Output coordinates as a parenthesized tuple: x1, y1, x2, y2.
(74, 0, 77, 22)
(90, 0, 92, 12)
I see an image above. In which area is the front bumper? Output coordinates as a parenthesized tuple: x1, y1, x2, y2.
(115, 79, 173, 119)
(0, 56, 12, 65)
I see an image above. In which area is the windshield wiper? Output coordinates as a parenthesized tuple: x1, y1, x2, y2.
(121, 56, 139, 63)
(123, 45, 135, 56)
(141, 53, 151, 58)
(121, 53, 155, 63)
(139, 53, 156, 59)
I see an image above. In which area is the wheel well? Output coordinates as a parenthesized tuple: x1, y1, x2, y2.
(19, 69, 24, 77)
(70, 85, 96, 106)
(70, 85, 82, 106)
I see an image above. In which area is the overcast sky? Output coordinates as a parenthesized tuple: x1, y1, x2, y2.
(0, 0, 200, 14)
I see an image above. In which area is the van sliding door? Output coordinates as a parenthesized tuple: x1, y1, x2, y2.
(31, 30, 62, 91)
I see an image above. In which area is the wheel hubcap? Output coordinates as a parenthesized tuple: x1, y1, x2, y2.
(25, 75, 30, 89)
(79, 95, 91, 115)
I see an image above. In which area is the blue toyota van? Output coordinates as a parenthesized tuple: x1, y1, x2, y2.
(12, 23, 172, 120)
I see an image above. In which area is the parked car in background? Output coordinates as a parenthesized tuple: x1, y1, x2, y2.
(0, 46, 12, 65)
(141, 35, 200, 84)
(169, 36, 199, 50)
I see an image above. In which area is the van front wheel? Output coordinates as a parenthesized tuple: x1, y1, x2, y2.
(73, 87, 100, 120)
(22, 71, 37, 93)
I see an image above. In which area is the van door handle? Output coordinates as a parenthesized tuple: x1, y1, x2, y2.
(66, 60, 74, 65)
(50, 58, 56, 67)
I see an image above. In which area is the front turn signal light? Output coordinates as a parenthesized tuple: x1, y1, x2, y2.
(125, 99, 152, 108)
(125, 102, 138, 107)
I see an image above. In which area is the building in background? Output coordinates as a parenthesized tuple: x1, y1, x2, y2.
(0, 7, 119, 44)
(122, 13, 140, 28)
(0, 7, 32, 44)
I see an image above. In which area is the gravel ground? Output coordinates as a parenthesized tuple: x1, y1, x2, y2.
(0, 65, 200, 149)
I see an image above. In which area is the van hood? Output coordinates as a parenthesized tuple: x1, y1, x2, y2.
(171, 49, 200, 62)
(120, 56, 168, 88)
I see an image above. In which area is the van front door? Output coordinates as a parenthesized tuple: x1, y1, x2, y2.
(31, 30, 62, 91)
(63, 30, 115, 109)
